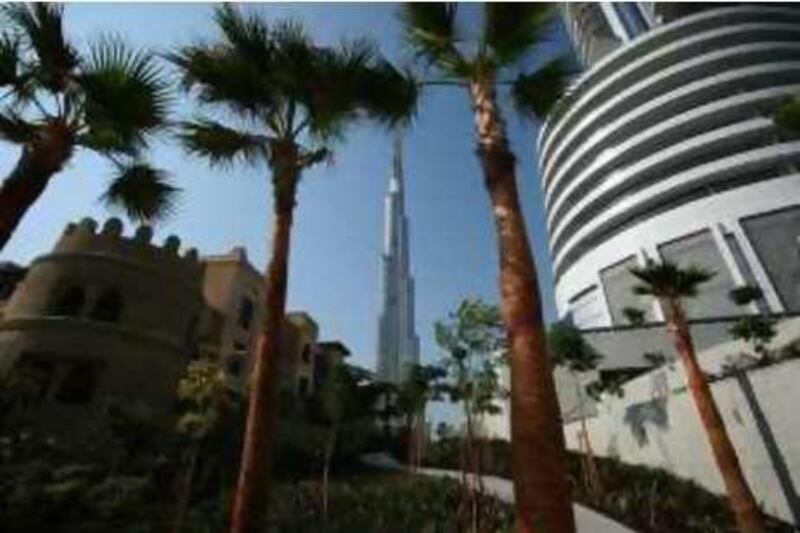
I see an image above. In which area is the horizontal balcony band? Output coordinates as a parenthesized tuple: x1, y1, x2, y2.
(553, 143, 800, 278)
(542, 41, 800, 189)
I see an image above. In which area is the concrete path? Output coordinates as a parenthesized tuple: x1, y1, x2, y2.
(362, 453, 636, 533)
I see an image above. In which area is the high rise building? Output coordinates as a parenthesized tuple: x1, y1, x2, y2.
(539, 4, 800, 344)
(376, 136, 420, 384)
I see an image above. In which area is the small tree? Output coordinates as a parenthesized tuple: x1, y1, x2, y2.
(172, 360, 228, 533)
(630, 260, 766, 533)
(398, 363, 447, 470)
(435, 298, 507, 533)
(728, 286, 776, 359)
(547, 322, 603, 499)
(622, 306, 646, 326)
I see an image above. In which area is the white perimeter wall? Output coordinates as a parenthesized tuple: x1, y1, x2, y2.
(567, 356, 800, 525)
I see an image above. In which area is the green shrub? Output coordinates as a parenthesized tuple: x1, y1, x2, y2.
(266, 472, 514, 532)
(421, 438, 795, 533)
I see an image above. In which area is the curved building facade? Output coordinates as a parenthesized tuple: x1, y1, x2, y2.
(539, 4, 800, 329)
(0, 217, 204, 431)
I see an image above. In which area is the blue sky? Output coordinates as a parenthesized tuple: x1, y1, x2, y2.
(0, 4, 571, 378)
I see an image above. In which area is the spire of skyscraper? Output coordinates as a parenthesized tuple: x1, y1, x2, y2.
(376, 132, 420, 384)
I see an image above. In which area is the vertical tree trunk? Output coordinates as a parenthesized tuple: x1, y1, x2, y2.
(665, 299, 765, 533)
(229, 155, 299, 533)
(171, 439, 201, 533)
(470, 80, 574, 533)
(322, 423, 337, 528)
(0, 128, 72, 252)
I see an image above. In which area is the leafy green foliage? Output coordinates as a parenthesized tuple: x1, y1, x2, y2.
(400, 2, 570, 119)
(176, 360, 228, 439)
(729, 316, 777, 355)
(422, 439, 795, 533)
(728, 285, 764, 306)
(435, 298, 508, 417)
(512, 57, 574, 120)
(101, 163, 179, 222)
(547, 321, 602, 372)
(622, 306, 646, 326)
(170, 3, 414, 190)
(774, 96, 800, 136)
(630, 260, 714, 299)
(0, 3, 173, 224)
(267, 472, 514, 533)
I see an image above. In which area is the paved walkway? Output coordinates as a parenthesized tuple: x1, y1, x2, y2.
(362, 453, 636, 533)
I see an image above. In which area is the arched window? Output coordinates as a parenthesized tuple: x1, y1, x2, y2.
(91, 289, 123, 323)
(50, 286, 85, 317)
(238, 297, 254, 330)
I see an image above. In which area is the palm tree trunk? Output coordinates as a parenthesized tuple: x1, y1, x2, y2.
(171, 439, 201, 533)
(470, 80, 574, 533)
(0, 129, 72, 252)
(229, 154, 300, 533)
(665, 299, 765, 533)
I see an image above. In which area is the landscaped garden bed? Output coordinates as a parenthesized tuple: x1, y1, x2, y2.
(421, 438, 796, 533)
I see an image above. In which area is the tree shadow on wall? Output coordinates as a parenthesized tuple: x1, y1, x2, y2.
(623, 371, 670, 447)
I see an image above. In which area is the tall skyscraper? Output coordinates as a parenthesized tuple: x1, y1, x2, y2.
(376, 136, 420, 384)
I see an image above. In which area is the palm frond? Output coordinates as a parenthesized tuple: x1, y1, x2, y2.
(511, 56, 574, 120)
(0, 33, 21, 87)
(775, 96, 800, 136)
(78, 36, 170, 153)
(298, 146, 332, 169)
(357, 60, 419, 128)
(0, 107, 38, 143)
(483, 3, 556, 67)
(1, 3, 79, 92)
(177, 118, 270, 167)
(214, 4, 272, 63)
(167, 44, 275, 120)
(399, 3, 467, 76)
(630, 260, 715, 299)
(101, 162, 179, 222)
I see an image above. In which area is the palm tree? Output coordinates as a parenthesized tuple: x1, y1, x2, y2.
(400, 4, 573, 530)
(0, 3, 174, 250)
(168, 6, 414, 531)
(547, 321, 603, 500)
(630, 260, 766, 533)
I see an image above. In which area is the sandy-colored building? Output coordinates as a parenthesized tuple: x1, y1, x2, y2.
(0, 218, 346, 433)
(0, 217, 204, 431)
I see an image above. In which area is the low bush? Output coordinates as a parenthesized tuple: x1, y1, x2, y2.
(266, 471, 514, 532)
(421, 438, 795, 533)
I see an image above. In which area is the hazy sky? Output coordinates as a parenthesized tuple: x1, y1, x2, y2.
(0, 4, 571, 379)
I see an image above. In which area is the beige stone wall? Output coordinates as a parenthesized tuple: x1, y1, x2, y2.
(0, 217, 204, 432)
(200, 247, 264, 390)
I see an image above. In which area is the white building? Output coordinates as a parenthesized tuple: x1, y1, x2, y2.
(540, 4, 800, 340)
(376, 136, 420, 384)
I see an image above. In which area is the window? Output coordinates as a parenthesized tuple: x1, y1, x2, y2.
(301, 345, 311, 365)
(54, 362, 98, 404)
(91, 289, 123, 323)
(50, 286, 85, 317)
(741, 206, 800, 312)
(238, 297, 254, 330)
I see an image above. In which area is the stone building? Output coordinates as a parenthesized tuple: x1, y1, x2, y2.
(0, 217, 204, 432)
(0, 217, 346, 433)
